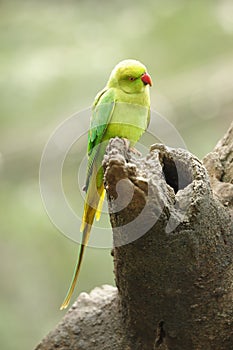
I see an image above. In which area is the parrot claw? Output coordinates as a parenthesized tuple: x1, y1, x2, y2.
(129, 147, 142, 156)
(122, 137, 130, 149)
(122, 138, 141, 156)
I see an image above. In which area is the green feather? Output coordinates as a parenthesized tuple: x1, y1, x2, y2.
(86, 88, 115, 190)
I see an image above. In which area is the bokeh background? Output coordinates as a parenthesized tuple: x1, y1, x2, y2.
(1, 0, 232, 349)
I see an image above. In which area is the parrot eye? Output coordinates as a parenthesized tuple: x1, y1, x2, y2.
(128, 76, 136, 81)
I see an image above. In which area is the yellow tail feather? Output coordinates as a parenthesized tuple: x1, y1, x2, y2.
(96, 188, 105, 221)
(60, 185, 104, 310)
(60, 241, 86, 310)
(60, 209, 94, 310)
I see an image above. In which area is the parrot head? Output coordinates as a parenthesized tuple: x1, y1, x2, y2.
(107, 59, 152, 94)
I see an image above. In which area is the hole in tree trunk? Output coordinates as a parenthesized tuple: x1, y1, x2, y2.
(161, 155, 193, 193)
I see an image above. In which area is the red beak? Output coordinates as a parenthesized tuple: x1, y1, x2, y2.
(141, 73, 152, 86)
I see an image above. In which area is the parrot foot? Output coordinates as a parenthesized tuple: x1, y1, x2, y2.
(122, 138, 142, 156)
(129, 147, 142, 156)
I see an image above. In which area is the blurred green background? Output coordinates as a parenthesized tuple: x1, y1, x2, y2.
(0, 0, 232, 349)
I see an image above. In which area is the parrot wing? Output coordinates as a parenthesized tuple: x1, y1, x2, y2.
(85, 87, 116, 190)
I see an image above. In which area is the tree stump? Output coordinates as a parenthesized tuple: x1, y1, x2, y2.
(35, 122, 233, 350)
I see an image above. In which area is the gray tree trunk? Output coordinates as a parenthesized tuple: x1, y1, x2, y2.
(35, 122, 233, 350)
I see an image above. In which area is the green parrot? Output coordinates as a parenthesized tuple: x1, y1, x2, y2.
(60, 59, 152, 309)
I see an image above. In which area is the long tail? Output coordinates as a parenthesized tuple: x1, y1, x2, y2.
(60, 184, 105, 310)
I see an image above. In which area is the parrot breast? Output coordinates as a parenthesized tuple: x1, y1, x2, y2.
(103, 102, 149, 146)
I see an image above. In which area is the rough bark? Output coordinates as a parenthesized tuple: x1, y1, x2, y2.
(35, 122, 233, 350)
